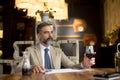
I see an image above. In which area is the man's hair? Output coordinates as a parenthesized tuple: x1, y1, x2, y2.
(37, 21, 53, 33)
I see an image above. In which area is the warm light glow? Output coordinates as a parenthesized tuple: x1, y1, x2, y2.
(15, 0, 33, 9)
(78, 26, 84, 32)
(0, 50, 2, 56)
(40, 0, 54, 2)
(83, 34, 97, 46)
(53, 3, 68, 20)
(0, 30, 3, 38)
(15, 0, 68, 21)
(73, 19, 87, 32)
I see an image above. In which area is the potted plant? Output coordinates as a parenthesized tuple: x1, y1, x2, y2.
(103, 26, 120, 46)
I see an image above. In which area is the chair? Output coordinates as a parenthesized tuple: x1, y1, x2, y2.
(13, 41, 34, 60)
(0, 41, 34, 74)
(10, 40, 79, 74)
(51, 40, 79, 64)
(0, 59, 19, 74)
(3, 41, 34, 74)
(13, 40, 79, 63)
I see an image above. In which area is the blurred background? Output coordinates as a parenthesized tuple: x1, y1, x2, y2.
(0, 0, 120, 73)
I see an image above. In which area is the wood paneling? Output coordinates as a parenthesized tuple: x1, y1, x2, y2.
(104, 0, 120, 35)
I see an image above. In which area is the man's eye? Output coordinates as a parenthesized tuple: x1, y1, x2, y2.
(44, 31, 48, 34)
(51, 31, 53, 33)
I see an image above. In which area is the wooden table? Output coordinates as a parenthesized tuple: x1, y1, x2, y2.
(0, 68, 119, 80)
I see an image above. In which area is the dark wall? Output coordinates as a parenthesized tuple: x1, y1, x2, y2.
(1, 5, 35, 59)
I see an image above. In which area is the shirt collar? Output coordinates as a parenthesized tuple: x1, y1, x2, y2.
(40, 43, 50, 50)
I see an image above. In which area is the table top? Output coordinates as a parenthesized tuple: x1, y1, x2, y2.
(0, 68, 119, 80)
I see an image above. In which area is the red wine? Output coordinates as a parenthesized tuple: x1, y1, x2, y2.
(22, 68, 32, 76)
(86, 53, 95, 59)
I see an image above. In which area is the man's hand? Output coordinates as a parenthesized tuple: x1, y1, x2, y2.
(83, 53, 95, 68)
(32, 65, 46, 73)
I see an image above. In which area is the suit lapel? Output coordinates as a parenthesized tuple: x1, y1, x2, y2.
(34, 44, 43, 65)
(50, 46, 56, 68)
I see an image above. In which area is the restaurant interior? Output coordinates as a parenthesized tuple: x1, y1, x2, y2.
(0, 0, 120, 74)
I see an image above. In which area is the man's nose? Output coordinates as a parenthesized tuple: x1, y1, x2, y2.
(49, 32, 53, 37)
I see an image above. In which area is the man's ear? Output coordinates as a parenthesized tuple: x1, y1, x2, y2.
(37, 33, 39, 37)
(36, 33, 40, 42)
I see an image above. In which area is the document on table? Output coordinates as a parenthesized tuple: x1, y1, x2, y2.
(45, 68, 93, 74)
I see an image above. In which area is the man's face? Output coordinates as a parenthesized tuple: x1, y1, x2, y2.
(38, 25, 53, 46)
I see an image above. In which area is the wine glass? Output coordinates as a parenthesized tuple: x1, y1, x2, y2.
(85, 46, 95, 69)
(85, 46, 95, 59)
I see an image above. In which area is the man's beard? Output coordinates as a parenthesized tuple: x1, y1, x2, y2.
(43, 37, 53, 45)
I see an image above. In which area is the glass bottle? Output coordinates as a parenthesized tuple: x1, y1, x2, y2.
(22, 51, 32, 76)
(115, 43, 120, 73)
